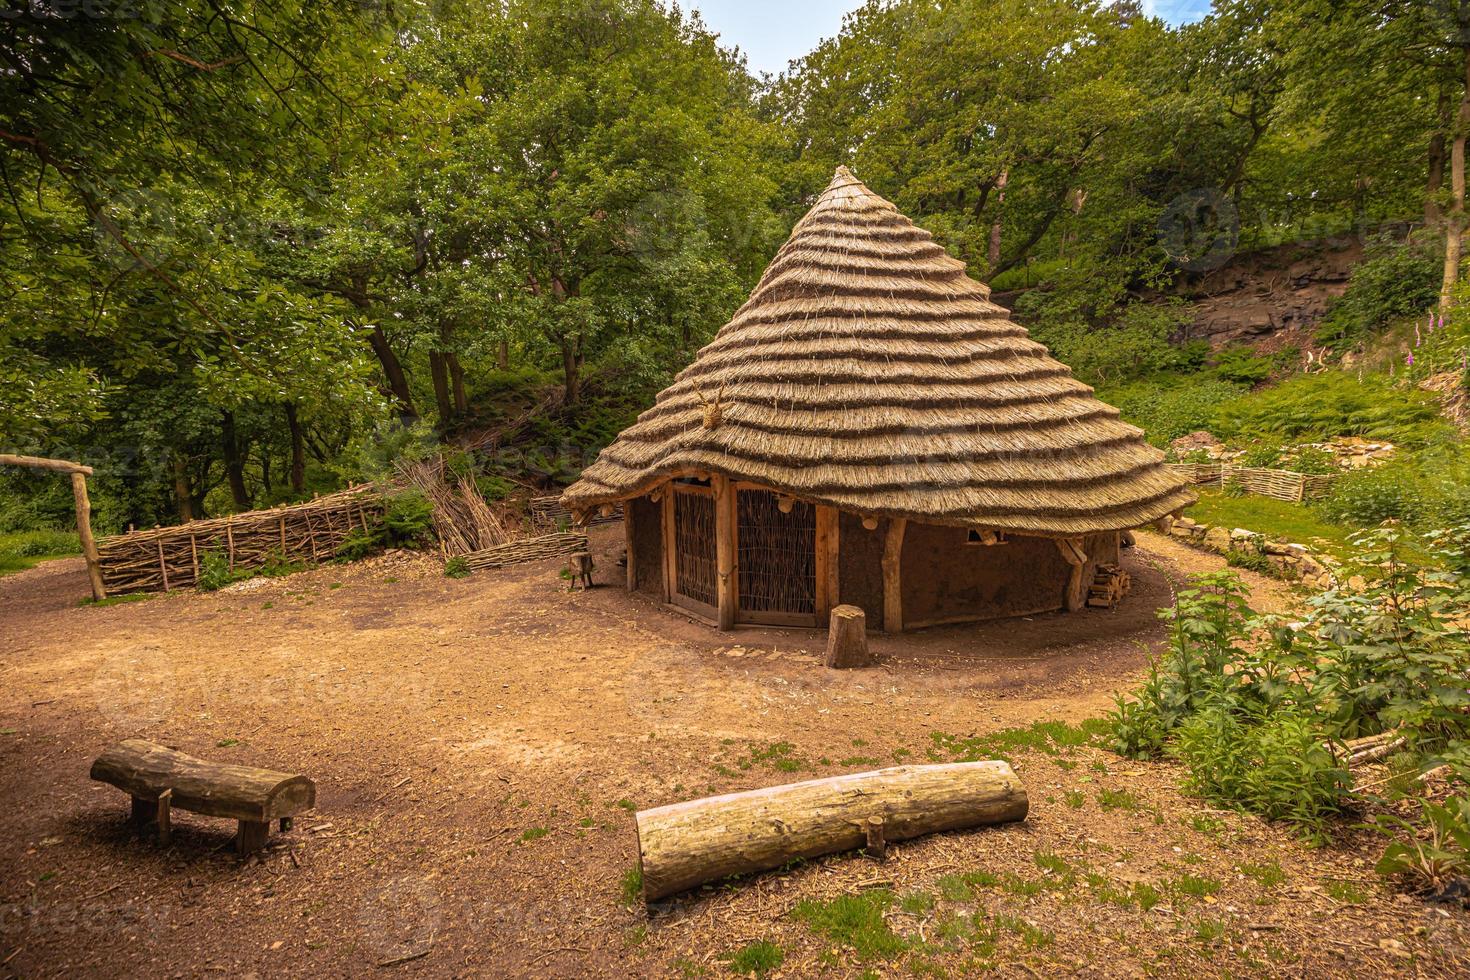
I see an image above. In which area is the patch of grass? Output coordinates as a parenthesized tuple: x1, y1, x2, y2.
(613, 798, 637, 812)
(620, 865, 643, 906)
(1132, 883, 1163, 911)
(215, 738, 239, 748)
(1190, 813, 1227, 837)
(790, 890, 909, 961)
(739, 741, 807, 773)
(899, 891, 935, 915)
(838, 756, 881, 768)
(1064, 790, 1087, 809)
(1097, 788, 1139, 811)
(1323, 880, 1372, 904)
(1191, 917, 1229, 944)
(928, 719, 1111, 763)
(518, 827, 550, 843)
(79, 592, 152, 607)
(1240, 861, 1286, 888)
(1171, 873, 1221, 900)
(994, 913, 1054, 949)
(934, 912, 997, 954)
(727, 940, 783, 976)
(0, 529, 79, 577)
(999, 874, 1042, 897)
(1183, 489, 1354, 560)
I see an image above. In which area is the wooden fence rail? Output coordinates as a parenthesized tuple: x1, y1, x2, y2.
(94, 486, 384, 594)
(1167, 462, 1338, 503)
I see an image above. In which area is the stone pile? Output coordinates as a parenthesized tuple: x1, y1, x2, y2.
(1162, 516, 1337, 590)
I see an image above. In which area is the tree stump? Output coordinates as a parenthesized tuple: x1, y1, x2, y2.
(824, 605, 871, 669)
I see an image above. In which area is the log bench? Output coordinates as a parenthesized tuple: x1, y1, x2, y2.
(90, 739, 316, 855)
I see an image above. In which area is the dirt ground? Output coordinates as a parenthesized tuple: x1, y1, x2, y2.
(1, 530, 1466, 978)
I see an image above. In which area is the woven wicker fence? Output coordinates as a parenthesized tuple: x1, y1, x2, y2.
(1167, 462, 1338, 503)
(95, 486, 384, 594)
(463, 531, 589, 571)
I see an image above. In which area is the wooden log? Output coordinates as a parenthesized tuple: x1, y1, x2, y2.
(90, 739, 315, 824)
(634, 761, 1027, 902)
(0, 453, 93, 475)
(882, 518, 908, 634)
(1055, 538, 1088, 613)
(70, 471, 106, 601)
(824, 605, 872, 669)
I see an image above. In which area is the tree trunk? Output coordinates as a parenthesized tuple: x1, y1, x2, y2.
(285, 402, 306, 494)
(634, 761, 1028, 902)
(497, 339, 509, 371)
(448, 353, 468, 415)
(1443, 49, 1470, 311)
(367, 324, 417, 421)
(172, 454, 194, 523)
(561, 335, 582, 404)
(429, 351, 454, 427)
(987, 169, 1009, 270)
(1427, 90, 1450, 228)
(221, 410, 252, 511)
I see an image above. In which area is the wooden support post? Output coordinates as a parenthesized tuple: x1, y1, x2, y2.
(1055, 538, 1089, 613)
(237, 819, 269, 856)
(660, 486, 675, 604)
(70, 471, 106, 601)
(156, 537, 170, 592)
(864, 815, 887, 861)
(156, 789, 173, 847)
(625, 498, 637, 592)
(714, 475, 737, 630)
(882, 518, 908, 634)
(815, 505, 839, 626)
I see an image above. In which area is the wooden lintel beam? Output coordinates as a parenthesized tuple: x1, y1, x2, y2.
(0, 453, 94, 475)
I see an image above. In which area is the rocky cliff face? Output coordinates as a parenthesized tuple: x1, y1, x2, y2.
(1176, 240, 1364, 350)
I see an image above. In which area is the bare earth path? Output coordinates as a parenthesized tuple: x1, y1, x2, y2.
(0, 531, 1464, 977)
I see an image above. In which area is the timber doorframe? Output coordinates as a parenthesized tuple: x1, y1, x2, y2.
(660, 477, 838, 631)
(662, 481, 719, 622)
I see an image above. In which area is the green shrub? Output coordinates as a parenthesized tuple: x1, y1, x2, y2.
(1235, 439, 1284, 469)
(1373, 796, 1470, 895)
(444, 556, 472, 579)
(196, 549, 247, 591)
(1101, 377, 1247, 446)
(1285, 446, 1338, 475)
(1319, 464, 1423, 526)
(1214, 372, 1445, 447)
(1213, 346, 1291, 386)
(1317, 234, 1440, 348)
(1171, 705, 1349, 841)
(1031, 302, 1204, 387)
(384, 488, 434, 546)
(475, 475, 517, 502)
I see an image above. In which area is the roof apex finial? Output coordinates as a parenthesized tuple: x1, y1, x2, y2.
(833, 164, 855, 180)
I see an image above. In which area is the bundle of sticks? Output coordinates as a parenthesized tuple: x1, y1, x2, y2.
(95, 487, 383, 594)
(1088, 563, 1133, 609)
(396, 456, 512, 557)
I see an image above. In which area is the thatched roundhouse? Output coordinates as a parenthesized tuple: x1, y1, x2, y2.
(562, 167, 1194, 632)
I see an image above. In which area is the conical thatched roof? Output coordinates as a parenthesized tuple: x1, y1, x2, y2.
(562, 167, 1194, 536)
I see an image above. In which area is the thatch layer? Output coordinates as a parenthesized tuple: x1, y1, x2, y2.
(563, 167, 1194, 534)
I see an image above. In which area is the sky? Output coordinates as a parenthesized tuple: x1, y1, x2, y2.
(689, 0, 1216, 78)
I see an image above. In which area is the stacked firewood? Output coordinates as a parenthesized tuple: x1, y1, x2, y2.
(397, 456, 512, 557)
(1088, 563, 1133, 609)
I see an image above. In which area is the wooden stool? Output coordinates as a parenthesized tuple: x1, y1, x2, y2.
(570, 551, 595, 590)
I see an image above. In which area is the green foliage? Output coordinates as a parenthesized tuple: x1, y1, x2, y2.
(1185, 489, 1354, 559)
(444, 557, 472, 579)
(383, 489, 434, 547)
(790, 890, 908, 961)
(1374, 797, 1470, 894)
(337, 529, 381, 563)
(1317, 235, 1441, 348)
(196, 550, 247, 592)
(1032, 303, 1204, 387)
(1212, 346, 1291, 387)
(1101, 378, 1247, 446)
(620, 865, 644, 907)
(0, 529, 80, 577)
(727, 941, 784, 977)
(1171, 706, 1349, 840)
(1320, 450, 1470, 530)
(1213, 373, 1446, 447)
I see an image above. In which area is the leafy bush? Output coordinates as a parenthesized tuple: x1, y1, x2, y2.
(337, 528, 380, 562)
(1317, 234, 1440, 348)
(1212, 346, 1292, 386)
(1101, 377, 1247, 446)
(1374, 796, 1470, 896)
(1214, 372, 1445, 447)
(1285, 446, 1338, 475)
(444, 556, 472, 579)
(383, 489, 434, 546)
(196, 549, 247, 591)
(1319, 464, 1424, 526)
(1235, 439, 1284, 469)
(1031, 302, 1204, 386)
(1172, 705, 1348, 840)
